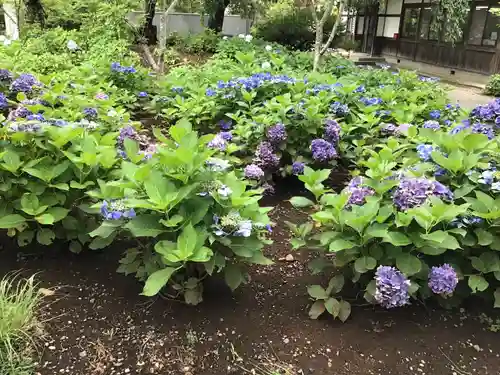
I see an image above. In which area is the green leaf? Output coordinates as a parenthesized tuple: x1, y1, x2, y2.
(36, 228, 55, 245)
(307, 285, 328, 299)
(69, 241, 82, 254)
(479, 252, 500, 273)
(248, 252, 273, 265)
(224, 264, 245, 291)
(468, 275, 489, 293)
(89, 220, 123, 238)
(17, 230, 34, 247)
(124, 215, 165, 237)
(177, 223, 198, 259)
(494, 288, 500, 308)
(475, 228, 494, 246)
(354, 256, 377, 274)
(190, 246, 213, 262)
(396, 253, 422, 276)
(326, 274, 344, 294)
(383, 232, 411, 246)
(338, 300, 351, 322)
(289, 196, 315, 208)
(35, 213, 54, 225)
(0, 214, 26, 229)
(329, 239, 356, 252)
(324, 297, 340, 317)
(142, 267, 177, 296)
(308, 300, 325, 319)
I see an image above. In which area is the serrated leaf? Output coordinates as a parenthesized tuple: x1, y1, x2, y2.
(35, 213, 54, 225)
(124, 215, 165, 237)
(326, 274, 344, 294)
(142, 267, 177, 296)
(475, 228, 494, 246)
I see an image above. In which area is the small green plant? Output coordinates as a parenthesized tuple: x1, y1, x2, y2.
(0, 274, 44, 375)
(485, 74, 500, 96)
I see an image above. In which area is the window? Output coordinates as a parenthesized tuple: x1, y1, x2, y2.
(420, 7, 432, 39)
(468, 5, 489, 45)
(483, 7, 500, 46)
(402, 7, 420, 38)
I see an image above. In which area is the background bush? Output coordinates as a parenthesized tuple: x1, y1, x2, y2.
(485, 74, 500, 96)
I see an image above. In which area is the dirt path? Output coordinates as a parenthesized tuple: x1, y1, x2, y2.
(2, 200, 500, 375)
(447, 85, 493, 109)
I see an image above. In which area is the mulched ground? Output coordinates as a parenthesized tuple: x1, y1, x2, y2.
(2, 188, 500, 375)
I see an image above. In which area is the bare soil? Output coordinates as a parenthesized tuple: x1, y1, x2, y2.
(1, 192, 500, 375)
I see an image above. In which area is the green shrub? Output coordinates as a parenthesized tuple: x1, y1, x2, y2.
(168, 29, 221, 55)
(485, 74, 500, 96)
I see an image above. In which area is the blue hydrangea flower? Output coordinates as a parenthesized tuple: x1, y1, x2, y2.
(429, 110, 441, 119)
(393, 178, 453, 211)
(291, 161, 305, 175)
(423, 120, 440, 130)
(360, 97, 383, 106)
(205, 158, 230, 172)
(83, 107, 98, 119)
(244, 164, 264, 180)
(416, 144, 434, 161)
(310, 139, 337, 162)
(206, 88, 216, 97)
(219, 131, 232, 141)
(95, 92, 109, 100)
(353, 85, 365, 93)
(207, 133, 227, 151)
(375, 266, 411, 309)
(471, 123, 495, 139)
(330, 102, 349, 117)
(479, 170, 495, 185)
(218, 119, 232, 130)
(234, 220, 252, 237)
(172, 86, 183, 94)
(100, 200, 136, 220)
(138, 91, 148, 98)
(0, 93, 8, 109)
(428, 264, 458, 296)
(0, 69, 13, 83)
(266, 123, 287, 145)
(26, 113, 45, 121)
(218, 185, 232, 199)
(434, 166, 447, 177)
(111, 62, 136, 74)
(10, 74, 41, 93)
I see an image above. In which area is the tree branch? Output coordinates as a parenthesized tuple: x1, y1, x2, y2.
(320, 1, 344, 56)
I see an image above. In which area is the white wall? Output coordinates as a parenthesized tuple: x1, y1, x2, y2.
(357, 16, 365, 34)
(3, 3, 19, 40)
(386, 0, 403, 14)
(383, 17, 400, 37)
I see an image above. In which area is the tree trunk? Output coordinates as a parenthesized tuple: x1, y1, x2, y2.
(207, 0, 230, 33)
(24, 0, 45, 28)
(142, 0, 158, 45)
(312, 0, 335, 71)
(320, 1, 345, 56)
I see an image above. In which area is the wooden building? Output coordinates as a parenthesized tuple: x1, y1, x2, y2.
(355, 0, 500, 74)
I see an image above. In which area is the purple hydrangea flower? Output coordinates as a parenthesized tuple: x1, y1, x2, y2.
(330, 101, 349, 116)
(244, 164, 265, 180)
(360, 97, 383, 106)
(345, 177, 375, 206)
(266, 123, 287, 145)
(416, 144, 434, 161)
(219, 131, 232, 141)
(207, 133, 227, 151)
(218, 119, 232, 130)
(375, 266, 411, 309)
(26, 113, 45, 121)
(262, 182, 275, 195)
(423, 120, 440, 130)
(353, 85, 365, 93)
(291, 161, 305, 175)
(429, 110, 441, 119)
(428, 264, 458, 295)
(10, 74, 41, 93)
(83, 107, 98, 119)
(100, 200, 136, 220)
(478, 170, 495, 185)
(324, 119, 341, 144)
(206, 88, 216, 97)
(310, 139, 337, 162)
(255, 141, 280, 168)
(471, 123, 495, 140)
(138, 91, 148, 98)
(0, 69, 13, 83)
(9, 106, 32, 120)
(111, 62, 136, 74)
(95, 92, 109, 100)
(393, 178, 453, 211)
(0, 93, 7, 109)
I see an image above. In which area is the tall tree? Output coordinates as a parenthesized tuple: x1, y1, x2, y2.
(142, 0, 158, 44)
(206, 0, 230, 32)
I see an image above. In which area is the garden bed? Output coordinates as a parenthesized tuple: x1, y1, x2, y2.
(1, 198, 499, 375)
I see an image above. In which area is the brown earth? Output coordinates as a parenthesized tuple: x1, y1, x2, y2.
(1, 191, 500, 375)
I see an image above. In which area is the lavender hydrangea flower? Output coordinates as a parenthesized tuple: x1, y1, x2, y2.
(138, 91, 148, 98)
(206, 88, 216, 97)
(393, 178, 453, 211)
(478, 170, 495, 185)
(10, 74, 41, 93)
(423, 120, 440, 130)
(95, 92, 109, 100)
(218, 185, 232, 199)
(330, 101, 349, 117)
(218, 119, 232, 130)
(262, 182, 275, 195)
(471, 123, 495, 140)
(244, 164, 265, 180)
(416, 144, 434, 161)
(324, 119, 341, 144)
(345, 177, 375, 206)
(100, 200, 136, 220)
(291, 161, 305, 175)
(266, 123, 287, 145)
(310, 139, 337, 162)
(111, 62, 136, 74)
(360, 97, 383, 106)
(26, 113, 45, 121)
(8, 106, 32, 120)
(83, 107, 98, 119)
(0, 93, 7, 109)
(375, 266, 411, 309)
(207, 133, 227, 151)
(353, 85, 365, 93)
(0, 69, 13, 83)
(219, 131, 232, 141)
(255, 141, 280, 168)
(428, 264, 458, 295)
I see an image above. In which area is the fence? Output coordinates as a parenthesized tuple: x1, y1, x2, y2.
(127, 11, 252, 39)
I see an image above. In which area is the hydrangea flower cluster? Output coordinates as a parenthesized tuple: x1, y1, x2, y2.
(422, 120, 440, 130)
(111, 62, 137, 74)
(310, 139, 337, 162)
(266, 123, 287, 145)
(375, 266, 411, 309)
(353, 85, 365, 93)
(244, 164, 265, 180)
(83, 107, 98, 119)
(214, 73, 296, 92)
(428, 264, 458, 296)
(470, 99, 500, 122)
(291, 161, 305, 175)
(27, 114, 45, 121)
(345, 177, 375, 206)
(330, 101, 350, 117)
(7, 122, 43, 133)
(116, 125, 157, 160)
(449, 119, 495, 139)
(381, 123, 411, 136)
(306, 83, 342, 95)
(450, 215, 483, 228)
(100, 200, 136, 220)
(360, 97, 383, 106)
(8, 106, 32, 120)
(254, 141, 280, 169)
(324, 119, 341, 144)
(416, 144, 435, 161)
(0, 69, 13, 83)
(429, 110, 441, 119)
(207, 133, 228, 151)
(478, 169, 496, 185)
(218, 119, 232, 130)
(0, 93, 7, 109)
(10, 74, 41, 93)
(393, 178, 453, 211)
(95, 92, 109, 100)
(205, 158, 230, 172)
(138, 91, 148, 98)
(419, 76, 439, 83)
(213, 211, 252, 237)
